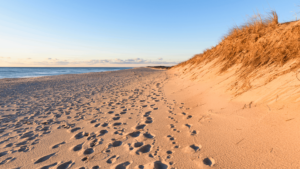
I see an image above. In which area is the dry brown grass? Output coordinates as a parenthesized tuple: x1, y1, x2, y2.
(173, 11, 300, 94)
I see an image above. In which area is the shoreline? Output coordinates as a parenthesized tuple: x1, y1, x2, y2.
(0, 67, 134, 80)
(0, 66, 173, 81)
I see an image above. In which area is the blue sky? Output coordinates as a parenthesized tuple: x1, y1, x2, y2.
(0, 0, 299, 67)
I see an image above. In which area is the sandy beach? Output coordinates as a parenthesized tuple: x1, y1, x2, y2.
(2, 1, 300, 168)
(0, 68, 174, 169)
(1, 67, 300, 169)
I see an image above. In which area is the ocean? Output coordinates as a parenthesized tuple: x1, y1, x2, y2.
(0, 67, 133, 79)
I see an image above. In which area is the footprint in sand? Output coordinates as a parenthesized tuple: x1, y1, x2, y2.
(113, 122, 122, 126)
(113, 116, 120, 120)
(102, 123, 109, 127)
(99, 130, 108, 136)
(94, 123, 101, 127)
(0, 157, 16, 165)
(143, 132, 154, 139)
(52, 141, 66, 149)
(20, 131, 35, 139)
(140, 161, 168, 169)
(5, 143, 13, 148)
(185, 124, 191, 129)
(81, 156, 88, 162)
(115, 161, 131, 169)
(90, 119, 97, 124)
(168, 136, 175, 141)
(136, 124, 146, 130)
(89, 138, 99, 147)
(114, 128, 125, 135)
(57, 161, 73, 169)
(187, 144, 201, 152)
(107, 155, 119, 164)
(87, 132, 97, 140)
(136, 144, 151, 155)
(134, 142, 144, 148)
(111, 140, 122, 147)
(166, 150, 172, 155)
(153, 161, 168, 169)
(34, 153, 56, 164)
(0, 151, 8, 158)
(203, 157, 215, 167)
(108, 111, 114, 114)
(18, 145, 29, 152)
(83, 148, 94, 155)
(128, 131, 140, 137)
(143, 111, 151, 117)
(72, 143, 83, 151)
(40, 162, 57, 169)
(191, 130, 197, 136)
(70, 127, 81, 133)
(31, 139, 40, 145)
(74, 132, 88, 139)
(145, 117, 153, 124)
(91, 165, 100, 169)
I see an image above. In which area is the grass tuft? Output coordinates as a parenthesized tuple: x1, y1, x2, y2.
(173, 11, 300, 94)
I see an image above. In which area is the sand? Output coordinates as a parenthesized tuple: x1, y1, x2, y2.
(0, 67, 300, 169)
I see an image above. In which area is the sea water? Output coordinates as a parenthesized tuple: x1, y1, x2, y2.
(0, 67, 133, 79)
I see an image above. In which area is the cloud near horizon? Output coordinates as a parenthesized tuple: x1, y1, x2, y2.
(86, 58, 177, 65)
(0, 56, 11, 59)
(2, 57, 178, 67)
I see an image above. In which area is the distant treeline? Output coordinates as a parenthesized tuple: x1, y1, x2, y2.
(147, 66, 173, 69)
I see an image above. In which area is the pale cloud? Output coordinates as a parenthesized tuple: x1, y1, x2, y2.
(86, 58, 177, 65)
(33, 60, 74, 66)
(0, 56, 11, 59)
(0, 57, 178, 67)
(87, 60, 110, 64)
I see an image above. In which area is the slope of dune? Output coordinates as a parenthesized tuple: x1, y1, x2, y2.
(164, 69, 300, 168)
(164, 12, 300, 168)
(173, 12, 300, 104)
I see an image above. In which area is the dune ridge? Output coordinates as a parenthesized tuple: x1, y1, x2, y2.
(173, 12, 300, 101)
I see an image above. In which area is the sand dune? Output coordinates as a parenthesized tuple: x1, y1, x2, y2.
(159, 14, 300, 168)
(167, 65, 300, 168)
